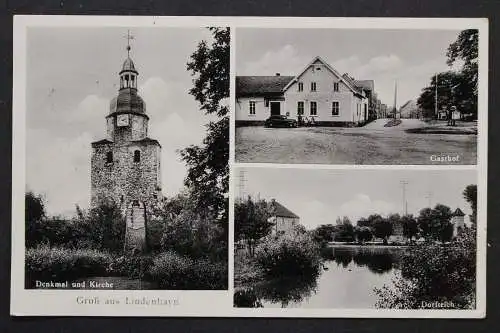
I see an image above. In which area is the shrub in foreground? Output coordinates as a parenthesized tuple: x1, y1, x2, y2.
(149, 251, 227, 290)
(254, 229, 322, 278)
(25, 245, 112, 287)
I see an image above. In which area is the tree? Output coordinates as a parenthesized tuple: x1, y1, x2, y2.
(25, 191, 46, 247)
(417, 71, 475, 118)
(463, 184, 477, 226)
(181, 27, 229, 221)
(401, 214, 418, 240)
(447, 29, 478, 92)
(366, 214, 392, 244)
(312, 224, 337, 244)
(333, 216, 355, 242)
(234, 197, 273, 256)
(417, 204, 453, 243)
(355, 226, 373, 244)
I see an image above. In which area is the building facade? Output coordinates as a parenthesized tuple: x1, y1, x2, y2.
(451, 208, 466, 238)
(236, 57, 371, 127)
(91, 45, 162, 253)
(267, 199, 300, 234)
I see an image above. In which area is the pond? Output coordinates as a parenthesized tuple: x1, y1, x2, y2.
(241, 246, 404, 309)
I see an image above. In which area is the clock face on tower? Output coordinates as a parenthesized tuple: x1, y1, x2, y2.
(117, 114, 129, 127)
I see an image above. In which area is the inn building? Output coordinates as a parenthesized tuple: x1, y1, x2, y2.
(236, 56, 381, 127)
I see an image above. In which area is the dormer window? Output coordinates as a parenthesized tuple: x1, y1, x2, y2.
(106, 151, 113, 164)
(134, 150, 141, 162)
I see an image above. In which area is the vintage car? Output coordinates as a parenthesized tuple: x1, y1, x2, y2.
(264, 115, 298, 128)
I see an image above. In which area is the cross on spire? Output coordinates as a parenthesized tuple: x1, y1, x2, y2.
(124, 29, 135, 57)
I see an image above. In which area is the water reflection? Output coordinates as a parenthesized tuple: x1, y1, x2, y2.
(327, 246, 401, 275)
(235, 246, 403, 308)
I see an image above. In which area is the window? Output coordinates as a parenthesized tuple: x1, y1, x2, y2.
(310, 101, 317, 115)
(334, 82, 339, 92)
(106, 151, 113, 164)
(134, 150, 141, 162)
(297, 101, 304, 115)
(311, 82, 317, 92)
(331, 101, 339, 116)
(249, 101, 256, 115)
(298, 82, 303, 92)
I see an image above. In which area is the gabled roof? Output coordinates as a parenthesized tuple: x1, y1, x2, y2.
(270, 200, 299, 219)
(355, 79, 374, 92)
(236, 76, 294, 97)
(453, 208, 465, 216)
(282, 56, 364, 97)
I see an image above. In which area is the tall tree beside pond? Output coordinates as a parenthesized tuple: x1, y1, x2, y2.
(367, 214, 393, 245)
(234, 197, 273, 256)
(463, 184, 477, 226)
(401, 214, 418, 241)
(334, 216, 355, 242)
(417, 204, 454, 243)
(312, 224, 336, 244)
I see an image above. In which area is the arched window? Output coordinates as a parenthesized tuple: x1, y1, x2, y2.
(134, 150, 140, 162)
(106, 151, 113, 163)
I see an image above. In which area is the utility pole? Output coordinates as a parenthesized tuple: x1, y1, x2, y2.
(434, 73, 438, 119)
(393, 80, 398, 119)
(400, 180, 408, 216)
(425, 191, 433, 208)
(238, 169, 247, 201)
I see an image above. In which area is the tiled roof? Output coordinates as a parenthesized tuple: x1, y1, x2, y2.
(236, 76, 294, 97)
(355, 80, 374, 91)
(91, 139, 113, 146)
(270, 200, 299, 219)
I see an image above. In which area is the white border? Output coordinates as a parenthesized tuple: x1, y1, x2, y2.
(11, 15, 488, 318)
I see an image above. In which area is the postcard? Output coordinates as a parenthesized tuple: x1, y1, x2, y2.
(11, 15, 487, 317)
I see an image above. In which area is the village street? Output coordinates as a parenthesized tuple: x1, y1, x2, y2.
(235, 119, 477, 165)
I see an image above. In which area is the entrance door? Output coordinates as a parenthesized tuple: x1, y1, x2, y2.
(270, 102, 280, 116)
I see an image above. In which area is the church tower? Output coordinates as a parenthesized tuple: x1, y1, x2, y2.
(90, 33, 162, 252)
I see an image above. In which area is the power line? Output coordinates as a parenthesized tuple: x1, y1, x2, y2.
(400, 180, 408, 215)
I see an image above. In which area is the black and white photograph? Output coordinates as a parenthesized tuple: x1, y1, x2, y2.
(235, 28, 480, 165)
(21, 26, 229, 291)
(233, 167, 478, 309)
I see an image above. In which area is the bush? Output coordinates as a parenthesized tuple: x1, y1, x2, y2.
(254, 229, 321, 278)
(110, 255, 154, 280)
(149, 251, 227, 290)
(25, 245, 112, 288)
(375, 228, 476, 309)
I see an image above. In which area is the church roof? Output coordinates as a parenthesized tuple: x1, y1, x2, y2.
(270, 200, 299, 219)
(109, 87, 146, 115)
(91, 139, 113, 147)
(236, 76, 294, 97)
(120, 57, 138, 74)
(133, 137, 161, 147)
(453, 208, 466, 216)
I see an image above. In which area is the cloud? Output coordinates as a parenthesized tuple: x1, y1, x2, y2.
(27, 77, 210, 215)
(239, 45, 310, 76)
(337, 194, 397, 223)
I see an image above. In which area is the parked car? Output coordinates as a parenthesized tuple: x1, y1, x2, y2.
(264, 115, 298, 128)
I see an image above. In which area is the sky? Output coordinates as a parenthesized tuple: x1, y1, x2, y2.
(26, 27, 220, 216)
(235, 28, 463, 107)
(236, 168, 476, 230)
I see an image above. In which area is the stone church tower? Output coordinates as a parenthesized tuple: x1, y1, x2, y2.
(90, 40, 162, 252)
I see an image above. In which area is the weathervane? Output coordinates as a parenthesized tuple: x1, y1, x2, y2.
(124, 29, 134, 57)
